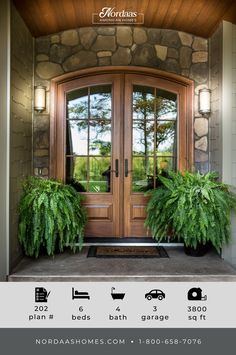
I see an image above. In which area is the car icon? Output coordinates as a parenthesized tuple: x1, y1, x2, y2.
(145, 289, 165, 301)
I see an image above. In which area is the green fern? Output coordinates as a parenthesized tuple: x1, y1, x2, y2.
(18, 176, 87, 257)
(145, 171, 236, 251)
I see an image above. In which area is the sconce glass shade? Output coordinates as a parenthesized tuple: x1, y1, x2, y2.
(199, 88, 211, 116)
(34, 85, 46, 112)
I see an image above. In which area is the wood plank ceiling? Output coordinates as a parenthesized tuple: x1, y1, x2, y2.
(13, 0, 236, 38)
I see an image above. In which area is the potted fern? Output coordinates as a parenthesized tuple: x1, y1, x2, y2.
(18, 176, 87, 257)
(145, 171, 236, 256)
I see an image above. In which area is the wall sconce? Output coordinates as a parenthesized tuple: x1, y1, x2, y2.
(34, 85, 46, 112)
(199, 88, 211, 116)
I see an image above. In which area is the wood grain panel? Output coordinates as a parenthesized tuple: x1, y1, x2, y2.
(131, 205, 147, 220)
(170, 0, 199, 32)
(190, 0, 232, 37)
(84, 220, 115, 237)
(144, 0, 163, 28)
(223, 1, 236, 25)
(85, 204, 113, 220)
(13, 0, 236, 38)
(161, 0, 183, 29)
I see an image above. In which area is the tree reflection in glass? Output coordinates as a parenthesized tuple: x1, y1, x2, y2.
(90, 86, 112, 119)
(67, 87, 88, 119)
(89, 120, 111, 155)
(66, 85, 112, 192)
(132, 86, 177, 192)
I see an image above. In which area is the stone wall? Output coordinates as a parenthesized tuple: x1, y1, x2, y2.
(34, 26, 210, 176)
(209, 25, 223, 177)
(10, 5, 33, 270)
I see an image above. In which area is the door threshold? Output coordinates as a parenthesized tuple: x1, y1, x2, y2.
(83, 242, 183, 247)
(83, 237, 183, 247)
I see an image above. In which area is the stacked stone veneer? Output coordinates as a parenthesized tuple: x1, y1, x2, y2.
(34, 26, 210, 176)
(10, 6, 33, 269)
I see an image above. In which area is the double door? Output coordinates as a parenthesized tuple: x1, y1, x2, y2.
(56, 72, 189, 238)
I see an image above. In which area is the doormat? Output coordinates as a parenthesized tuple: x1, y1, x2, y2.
(87, 246, 169, 258)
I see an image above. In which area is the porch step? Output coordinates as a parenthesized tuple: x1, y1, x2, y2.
(8, 247, 236, 282)
(8, 274, 236, 282)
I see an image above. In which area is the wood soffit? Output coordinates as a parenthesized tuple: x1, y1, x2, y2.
(13, 0, 236, 38)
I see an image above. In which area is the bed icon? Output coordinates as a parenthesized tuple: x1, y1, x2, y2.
(72, 287, 90, 300)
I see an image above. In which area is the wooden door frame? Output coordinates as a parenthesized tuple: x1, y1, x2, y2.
(50, 66, 194, 178)
(50, 66, 193, 238)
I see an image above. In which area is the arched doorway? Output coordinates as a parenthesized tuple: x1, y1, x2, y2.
(50, 67, 193, 238)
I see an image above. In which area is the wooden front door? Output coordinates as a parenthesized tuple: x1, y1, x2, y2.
(54, 70, 192, 238)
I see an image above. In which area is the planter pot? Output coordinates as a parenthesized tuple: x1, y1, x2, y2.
(184, 243, 211, 257)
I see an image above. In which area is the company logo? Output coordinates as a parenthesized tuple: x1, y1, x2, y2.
(92, 7, 144, 24)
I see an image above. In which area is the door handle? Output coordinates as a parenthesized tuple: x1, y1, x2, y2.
(110, 159, 119, 177)
(125, 159, 128, 177)
(115, 159, 119, 177)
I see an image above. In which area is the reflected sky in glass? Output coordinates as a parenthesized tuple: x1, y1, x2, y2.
(67, 120, 111, 156)
(67, 121, 88, 155)
(133, 121, 154, 155)
(89, 122, 111, 155)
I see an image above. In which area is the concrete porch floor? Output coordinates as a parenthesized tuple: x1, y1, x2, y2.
(8, 246, 236, 282)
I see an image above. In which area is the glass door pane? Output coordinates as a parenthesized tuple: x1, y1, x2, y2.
(132, 85, 177, 192)
(66, 85, 112, 192)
